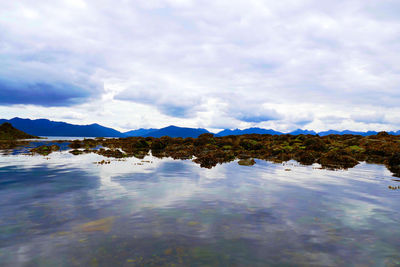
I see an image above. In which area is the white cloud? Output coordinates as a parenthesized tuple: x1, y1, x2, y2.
(1, 0, 400, 131)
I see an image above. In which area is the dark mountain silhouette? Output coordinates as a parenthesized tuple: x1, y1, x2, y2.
(0, 122, 38, 140)
(1, 117, 399, 138)
(143, 125, 209, 138)
(318, 130, 379, 136)
(0, 118, 123, 137)
(217, 127, 282, 136)
(124, 128, 158, 137)
(289, 129, 317, 135)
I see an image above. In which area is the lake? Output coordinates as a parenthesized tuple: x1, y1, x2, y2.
(0, 144, 399, 266)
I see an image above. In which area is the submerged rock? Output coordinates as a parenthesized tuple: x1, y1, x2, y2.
(31, 145, 60, 155)
(0, 140, 29, 150)
(75, 217, 115, 233)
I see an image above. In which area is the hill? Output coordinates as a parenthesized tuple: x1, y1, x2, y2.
(217, 128, 400, 136)
(289, 129, 317, 135)
(0, 118, 123, 137)
(217, 127, 282, 136)
(0, 122, 38, 140)
(1, 117, 399, 138)
(124, 128, 158, 137)
(143, 125, 209, 138)
(318, 130, 379, 136)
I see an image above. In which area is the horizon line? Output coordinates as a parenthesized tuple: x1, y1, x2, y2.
(0, 117, 397, 135)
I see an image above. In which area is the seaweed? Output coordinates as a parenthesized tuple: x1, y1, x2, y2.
(30, 145, 60, 156)
(6, 130, 400, 177)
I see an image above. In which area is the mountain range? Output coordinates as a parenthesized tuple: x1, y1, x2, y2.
(0, 117, 122, 137)
(1, 117, 399, 138)
(124, 128, 158, 137)
(142, 125, 209, 138)
(217, 127, 282, 136)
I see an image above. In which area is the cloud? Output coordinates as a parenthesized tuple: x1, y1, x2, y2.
(318, 115, 347, 124)
(236, 114, 279, 123)
(1, 0, 400, 131)
(350, 112, 385, 124)
(116, 85, 204, 118)
(0, 79, 97, 107)
(229, 105, 282, 123)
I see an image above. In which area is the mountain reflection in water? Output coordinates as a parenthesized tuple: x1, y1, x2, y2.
(0, 151, 399, 266)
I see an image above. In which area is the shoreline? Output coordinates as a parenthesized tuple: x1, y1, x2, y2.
(1, 132, 400, 177)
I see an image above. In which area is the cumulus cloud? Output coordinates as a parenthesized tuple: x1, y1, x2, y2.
(1, 0, 400, 130)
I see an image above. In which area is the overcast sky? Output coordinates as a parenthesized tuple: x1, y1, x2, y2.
(1, 0, 400, 132)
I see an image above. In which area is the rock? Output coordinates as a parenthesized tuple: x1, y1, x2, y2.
(69, 140, 82, 149)
(97, 148, 126, 158)
(238, 158, 256, 166)
(295, 151, 317, 165)
(318, 150, 358, 169)
(304, 137, 326, 152)
(386, 153, 400, 177)
(31, 145, 60, 155)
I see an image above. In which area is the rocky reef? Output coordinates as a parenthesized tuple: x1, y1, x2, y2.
(2, 130, 400, 177)
(31, 145, 60, 156)
(60, 132, 400, 176)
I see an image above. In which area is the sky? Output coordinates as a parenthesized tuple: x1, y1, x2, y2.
(1, 0, 400, 132)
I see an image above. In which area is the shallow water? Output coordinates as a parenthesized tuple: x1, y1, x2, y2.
(0, 150, 399, 266)
(22, 137, 117, 141)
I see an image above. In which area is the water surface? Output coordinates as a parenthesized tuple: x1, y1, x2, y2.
(0, 150, 399, 266)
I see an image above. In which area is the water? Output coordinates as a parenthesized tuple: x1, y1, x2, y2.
(21, 136, 116, 141)
(0, 148, 399, 266)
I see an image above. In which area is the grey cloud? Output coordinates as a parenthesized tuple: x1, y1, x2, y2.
(350, 112, 386, 124)
(116, 87, 204, 118)
(2, 0, 400, 130)
(236, 114, 280, 123)
(0, 79, 96, 107)
(319, 116, 347, 124)
(232, 107, 283, 123)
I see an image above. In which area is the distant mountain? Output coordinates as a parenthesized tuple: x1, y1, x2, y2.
(217, 127, 282, 136)
(143, 125, 209, 138)
(0, 122, 38, 140)
(124, 128, 157, 137)
(0, 118, 123, 137)
(289, 129, 317, 135)
(318, 130, 343, 136)
(216, 127, 399, 136)
(1, 117, 399, 138)
(318, 130, 379, 136)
